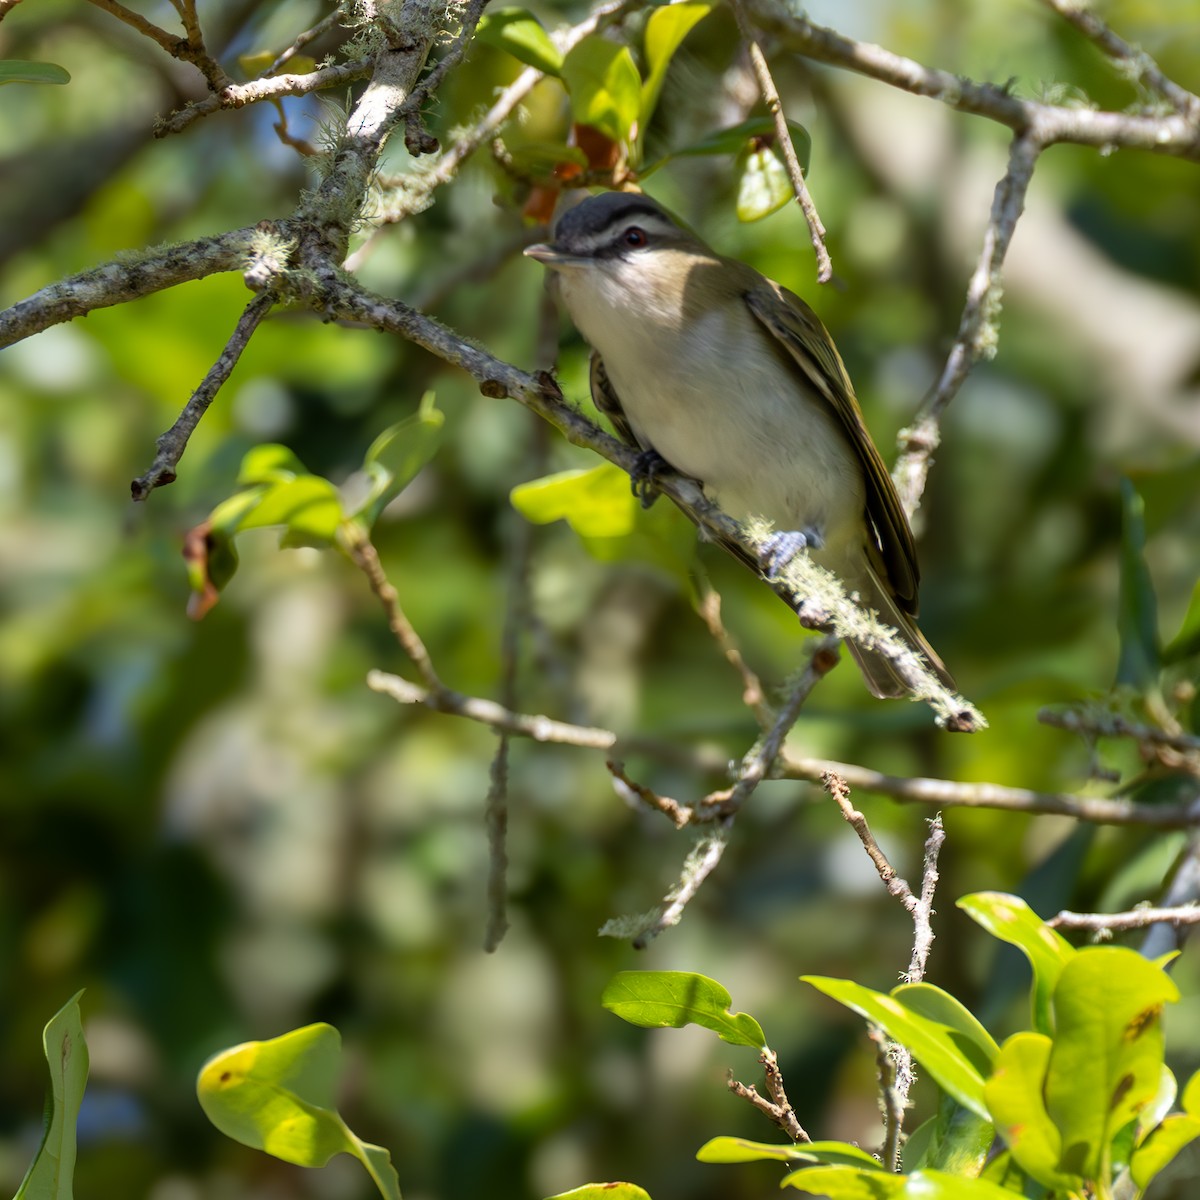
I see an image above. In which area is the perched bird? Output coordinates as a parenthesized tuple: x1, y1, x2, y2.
(525, 190, 952, 699)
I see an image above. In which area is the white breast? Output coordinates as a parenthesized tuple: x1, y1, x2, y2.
(555, 260, 865, 565)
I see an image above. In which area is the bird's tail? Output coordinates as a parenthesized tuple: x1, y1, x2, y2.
(846, 566, 955, 700)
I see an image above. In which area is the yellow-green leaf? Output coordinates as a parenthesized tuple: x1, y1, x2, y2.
(511, 465, 637, 538)
(476, 8, 563, 75)
(561, 39, 642, 144)
(601, 971, 765, 1048)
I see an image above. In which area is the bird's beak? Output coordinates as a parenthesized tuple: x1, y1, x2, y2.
(524, 243, 585, 269)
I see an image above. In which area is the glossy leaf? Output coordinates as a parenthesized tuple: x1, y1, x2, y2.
(1043, 947, 1178, 1181)
(1182, 1066, 1200, 1116)
(1131, 1113, 1200, 1188)
(640, 3, 713, 129)
(906, 1093, 994, 1176)
(351, 392, 445, 529)
(544, 1186, 651, 1200)
(601, 971, 765, 1048)
(893, 983, 999, 1069)
(236, 476, 343, 545)
(511, 465, 638, 538)
(14, 992, 88, 1200)
(803, 977, 989, 1118)
(1116, 477, 1161, 686)
(476, 8, 563, 76)
(236, 442, 310, 486)
(561, 39, 642, 144)
(697, 1136, 883, 1169)
(197, 1024, 400, 1199)
(735, 140, 793, 222)
(957, 892, 1074, 1035)
(781, 1166, 1019, 1198)
(0, 60, 71, 86)
(984, 1032, 1081, 1191)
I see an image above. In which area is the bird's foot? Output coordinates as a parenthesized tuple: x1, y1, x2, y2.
(761, 527, 825, 579)
(629, 449, 670, 509)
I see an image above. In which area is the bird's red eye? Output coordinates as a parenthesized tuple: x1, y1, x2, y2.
(623, 227, 648, 248)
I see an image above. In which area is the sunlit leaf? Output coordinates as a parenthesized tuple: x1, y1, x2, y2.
(511, 465, 638, 538)
(476, 8, 563, 75)
(236, 443, 310, 486)
(561, 38, 641, 144)
(1131, 1113, 1200, 1189)
(640, 3, 713, 130)
(543, 1186, 651, 1200)
(781, 1165, 1020, 1197)
(906, 1093, 995, 1176)
(803, 977, 989, 1118)
(0, 60, 70, 86)
(957, 892, 1074, 1035)
(697, 1136, 883, 1169)
(1043, 947, 1178, 1180)
(892, 983, 999, 1067)
(601, 971, 765, 1048)
(237, 475, 343, 545)
(198, 1024, 400, 1199)
(735, 140, 793, 222)
(14, 992, 88, 1200)
(984, 1032, 1081, 1191)
(1116, 478, 1161, 686)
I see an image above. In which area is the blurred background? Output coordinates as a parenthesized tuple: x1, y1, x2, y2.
(1, 0, 1199, 1197)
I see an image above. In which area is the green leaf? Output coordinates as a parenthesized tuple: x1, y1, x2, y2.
(236, 443, 310, 486)
(1116, 477, 1161, 686)
(957, 892, 1074, 1035)
(1130, 1113, 1200, 1189)
(735, 140, 793, 222)
(906, 1093, 995, 1176)
(1182, 1066, 1200, 1116)
(237, 476, 343, 546)
(561, 38, 642, 144)
(350, 392, 445, 529)
(984, 1032, 1082, 1191)
(511, 465, 638, 538)
(601, 971, 765, 1048)
(0, 60, 71, 86)
(892, 983, 1000, 1069)
(1163, 577, 1200, 663)
(1043, 947, 1178, 1181)
(802, 977, 990, 1119)
(475, 8, 563, 76)
(640, 3, 713, 130)
(14, 992, 89, 1200)
(782, 1166, 1020, 1198)
(663, 116, 812, 164)
(697, 1136, 883, 1169)
(197, 1024, 400, 1200)
(543, 1187, 651, 1200)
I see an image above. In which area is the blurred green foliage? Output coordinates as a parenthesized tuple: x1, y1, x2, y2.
(1, 1, 1199, 1198)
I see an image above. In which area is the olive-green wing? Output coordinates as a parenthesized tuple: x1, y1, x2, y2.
(588, 353, 641, 449)
(744, 278, 920, 614)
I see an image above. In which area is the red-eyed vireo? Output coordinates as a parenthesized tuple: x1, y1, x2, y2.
(525, 190, 952, 699)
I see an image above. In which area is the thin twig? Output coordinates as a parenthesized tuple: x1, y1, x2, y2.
(696, 583, 773, 731)
(1041, 0, 1200, 119)
(729, 1048, 811, 1143)
(0, 0, 28, 21)
(632, 822, 732, 948)
(1050, 904, 1200, 932)
(1039, 707, 1200, 757)
(344, 537, 443, 690)
(130, 290, 274, 499)
(266, 2, 350, 76)
(157, 60, 373, 137)
(85, 0, 232, 90)
(894, 131, 1041, 514)
(732, 0, 833, 282)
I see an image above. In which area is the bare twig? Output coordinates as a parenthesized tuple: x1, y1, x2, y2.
(729, 1048, 811, 1143)
(632, 822, 731, 948)
(749, 0, 1200, 161)
(894, 132, 1041, 513)
(1049, 904, 1200, 932)
(344, 536, 442, 690)
(156, 60, 373, 137)
(1041, 0, 1200, 119)
(732, 0, 833, 282)
(130, 290, 275, 499)
(606, 761, 695, 827)
(0, 0, 28, 21)
(1039, 706, 1200, 772)
(483, 734, 511, 950)
(266, 2, 350, 76)
(696, 583, 774, 731)
(869, 1028, 908, 1172)
(86, 0, 233, 90)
